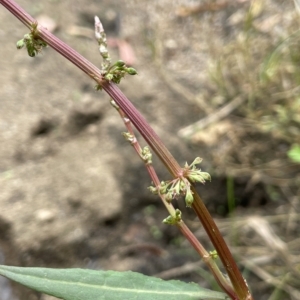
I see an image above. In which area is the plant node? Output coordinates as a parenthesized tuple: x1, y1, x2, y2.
(162, 209, 182, 225)
(141, 146, 152, 164)
(110, 99, 120, 110)
(148, 186, 158, 195)
(104, 60, 138, 84)
(122, 132, 136, 144)
(209, 250, 218, 260)
(148, 157, 211, 207)
(16, 22, 47, 57)
(183, 157, 211, 184)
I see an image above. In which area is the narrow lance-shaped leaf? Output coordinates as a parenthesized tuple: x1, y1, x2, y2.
(0, 265, 229, 300)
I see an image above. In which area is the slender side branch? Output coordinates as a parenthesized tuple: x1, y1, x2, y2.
(112, 99, 176, 217)
(102, 81, 182, 176)
(114, 100, 237, 298)
(178, 222, 237, 300)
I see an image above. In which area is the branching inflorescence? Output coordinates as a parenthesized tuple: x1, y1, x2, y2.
(94, 16, 137, 87)
(149, 157, 211, 207)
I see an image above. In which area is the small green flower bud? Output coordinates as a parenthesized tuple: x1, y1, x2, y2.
(159, 187, 167, 194)
(191, 157, 203, 166)
(159, 182, 168, 194)
(148, 186, 158, 194)
(209, 250, 218, 260)
(200, 172, 211, 181)
(180, 180, 186, 190)
(188, 171, 211, 183)
(187, 174, 201, 183)
(23, 33, 31, 42)
(175, 209, 182, 221)
(105, 73, 114, 81)
(115, 60, 126, 67)
(174, 181, 181, 195)
(126, 67, 138, 75)
(122, 132, 134, 143)
(28, 49, 36, 57)
(185, 191, 194, 207)
(163, 215, 175, 225)
(16, 39, 25, 49)
(165, 192, 173, 202)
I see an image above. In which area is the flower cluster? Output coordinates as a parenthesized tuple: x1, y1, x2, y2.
(149, 157, 211, 207)
(16, 24, 47, 57)
(163, 209, 182, 225)
(94, 16, 137, 86)
(183, 157, 211, 184)
(104, 60, 137, 84)
(95, 15, 111, 70)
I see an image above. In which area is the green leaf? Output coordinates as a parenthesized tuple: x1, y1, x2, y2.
(259, 31, 300, 83)
(287, 144, 300, 163)
(0, 265, 228, 300)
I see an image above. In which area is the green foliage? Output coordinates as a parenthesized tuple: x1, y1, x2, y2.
(287, 144, 300, 163)
(104, 60, 138, 84)
(0, 265, 228, 300)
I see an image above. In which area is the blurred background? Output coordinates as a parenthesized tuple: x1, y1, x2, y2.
(0, 0, 300, 299)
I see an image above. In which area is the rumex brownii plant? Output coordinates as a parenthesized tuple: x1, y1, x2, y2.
(0, 1, 253, 299)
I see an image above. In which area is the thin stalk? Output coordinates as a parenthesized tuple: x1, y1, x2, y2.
(102, 82, 182, 176)
(113, 100, 177, 217)
(178, 221, 238, 300)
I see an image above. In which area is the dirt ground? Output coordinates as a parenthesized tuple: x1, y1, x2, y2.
(0, 0, 300, 299)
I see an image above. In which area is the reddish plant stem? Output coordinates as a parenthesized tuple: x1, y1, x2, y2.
(192, 188, 252, 300)
(0, 0, 32, 27)
(0, 1, 253, 299)
(178, 221, 238, 299)
(113, 101, 162, 188)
